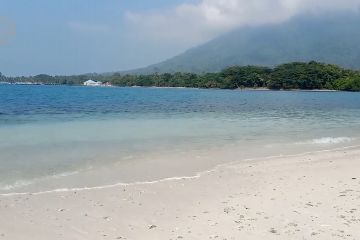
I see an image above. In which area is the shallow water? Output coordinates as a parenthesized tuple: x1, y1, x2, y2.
(1, 85, 360, 194)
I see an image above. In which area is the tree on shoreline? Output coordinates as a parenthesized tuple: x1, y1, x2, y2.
(2, 61, 360, 91)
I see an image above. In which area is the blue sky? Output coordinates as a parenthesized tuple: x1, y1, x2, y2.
(1, 0, 359, 76)
(0, 0, 197, 76)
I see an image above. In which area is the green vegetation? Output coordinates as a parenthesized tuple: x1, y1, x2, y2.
(333, 76, 360, 91)
(2, 61, 360, 91)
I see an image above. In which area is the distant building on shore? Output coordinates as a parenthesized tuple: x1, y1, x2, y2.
(83, 80, 103, 86)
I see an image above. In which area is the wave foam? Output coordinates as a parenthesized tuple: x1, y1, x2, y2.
(0, 180, 33, 191)
(0, 170, 80, 192)
(297, 137, 353, 145)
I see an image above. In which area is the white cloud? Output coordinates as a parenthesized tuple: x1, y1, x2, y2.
(125, 0, 360, 46)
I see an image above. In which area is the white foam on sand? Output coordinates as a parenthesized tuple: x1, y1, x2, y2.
(0, 174, 205, 197)
(0, 170, 79, 192)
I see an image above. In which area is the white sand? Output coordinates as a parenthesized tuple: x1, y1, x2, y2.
(0, 147, 359, 240)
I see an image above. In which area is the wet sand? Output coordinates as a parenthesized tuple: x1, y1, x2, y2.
(0, 147, 359, 240)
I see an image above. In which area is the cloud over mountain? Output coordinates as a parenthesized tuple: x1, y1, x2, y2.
(126, 0, 360, 46)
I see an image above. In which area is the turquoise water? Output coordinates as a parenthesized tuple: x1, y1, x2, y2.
(1, 85, 360, 194)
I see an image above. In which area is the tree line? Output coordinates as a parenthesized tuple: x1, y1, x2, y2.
(1, 61, 360, 91)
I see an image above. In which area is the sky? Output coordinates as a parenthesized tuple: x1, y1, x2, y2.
(1, 0, 360, 76)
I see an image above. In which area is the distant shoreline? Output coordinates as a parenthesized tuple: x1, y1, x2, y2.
(238, 88, 339, 92)
(2, 61, 359, 91)
(0, 82, 342, 92)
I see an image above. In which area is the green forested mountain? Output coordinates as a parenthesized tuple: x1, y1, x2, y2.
(132, 12, 360, 74)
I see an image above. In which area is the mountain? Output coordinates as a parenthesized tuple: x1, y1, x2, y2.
(131, 12, 360, 74)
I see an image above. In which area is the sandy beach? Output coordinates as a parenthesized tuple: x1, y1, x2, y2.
(0, 146, 359, 240)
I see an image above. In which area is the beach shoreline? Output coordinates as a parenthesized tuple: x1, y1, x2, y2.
(1, 146, 359, 240)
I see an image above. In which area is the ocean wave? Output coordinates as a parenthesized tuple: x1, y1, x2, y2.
(296, 137, 354, 145)
(0, 180, 33, 191)
(51, 171, 79, 179)
(0, 170, 80, 192)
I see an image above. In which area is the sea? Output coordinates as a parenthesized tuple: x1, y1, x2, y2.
(1, 85, 360, 195)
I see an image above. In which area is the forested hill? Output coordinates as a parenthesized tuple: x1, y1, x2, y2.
(131, 12, 360, 74)
(1, 62, 360, 91)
